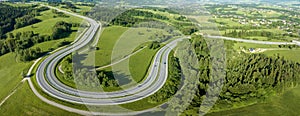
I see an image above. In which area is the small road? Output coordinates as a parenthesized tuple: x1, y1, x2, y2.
(206, 35, 297, 45)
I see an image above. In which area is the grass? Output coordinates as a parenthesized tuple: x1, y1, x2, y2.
(12, 10, 83, 35)
(207, 86, 300, 116)
(233, 42, 280, 51)
(0, 53, 32, 101)
(0, 82, 79, 116)
(232, 42, 300, 63)
(264, 49, 300, 63)
(0, 4, 85, 115)
(95, 26, 128, 67)
(129, 45, 160, 83)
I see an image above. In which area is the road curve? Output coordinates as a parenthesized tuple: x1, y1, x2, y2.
(36, 5, 186, 105)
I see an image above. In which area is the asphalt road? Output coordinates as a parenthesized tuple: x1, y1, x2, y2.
(36, 5, 186, 105)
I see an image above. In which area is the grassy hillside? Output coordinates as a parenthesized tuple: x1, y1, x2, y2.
(12, 9, 83, 35)
(0, 82, 79, 116)
(207, 86, 300, 116)
(0, 53, 32, 100)
(0, 4, 84, 115)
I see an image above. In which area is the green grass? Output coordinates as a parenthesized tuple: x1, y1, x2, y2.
(12, 10, 83, 35)
(0, 53, 32, 101)
(0, 5, 85, 115)
(129, 45, 160, 83)
(95, 26, 128, 67)
(232, 42, 300, 63)
(233, 42, 280, 50)
(0, 82, 79, 116)
(264, 49, 300, 63)
(207, 86, 300, 116)
(10, 8, 84, 53)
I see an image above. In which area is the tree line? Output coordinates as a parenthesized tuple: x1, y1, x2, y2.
(88, 7, 199, 35)
(180, 34, 300, 115)
(0, 21, 74, 61)
(224, 29, 298, 40)
(0, 4, 48, 38)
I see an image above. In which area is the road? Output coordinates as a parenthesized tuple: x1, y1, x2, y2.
(206, 35, 297, 45)
(35, 5, 186, 105)
(31, 4, 300, 114)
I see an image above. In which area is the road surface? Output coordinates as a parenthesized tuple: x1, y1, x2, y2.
(206, 35, 297, 45)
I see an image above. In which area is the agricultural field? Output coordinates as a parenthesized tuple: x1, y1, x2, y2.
(205, 4, 300, 42)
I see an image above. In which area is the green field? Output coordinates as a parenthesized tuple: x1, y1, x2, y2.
(0, 4, 84, 115)
(12, 9, 83, 35)
(0, 53, 32, 101)
(264, 49, 300, 63)
(129, 45, 160, 83)
(207, 86, 300, 116)
(95, 26, 128, 67)
(10, 8, 84, 53)
(0, 82, 79, 116)
(233, 42, 280, 50)
(232, 42, 300, 63)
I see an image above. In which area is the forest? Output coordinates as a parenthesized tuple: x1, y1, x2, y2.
(0, 4, 49, 38)
(180, 34, 300, 114)
(88, 7, 198, 35)
(0, 21, 75, 61)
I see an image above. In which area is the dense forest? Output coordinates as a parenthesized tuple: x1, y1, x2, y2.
(0, 4, 49, 38)
(110, 8, 198, 35)
(180, 34, 300, 115)
(88, 6, 198, 35)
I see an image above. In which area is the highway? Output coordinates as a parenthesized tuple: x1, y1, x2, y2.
(35, 5, 186, 105)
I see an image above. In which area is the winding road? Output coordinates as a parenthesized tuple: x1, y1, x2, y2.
(29, 4, 300, 115)
(35, 5, 185, 105)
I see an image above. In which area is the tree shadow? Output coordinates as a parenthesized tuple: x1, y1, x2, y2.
(99, 70, 132, 86)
